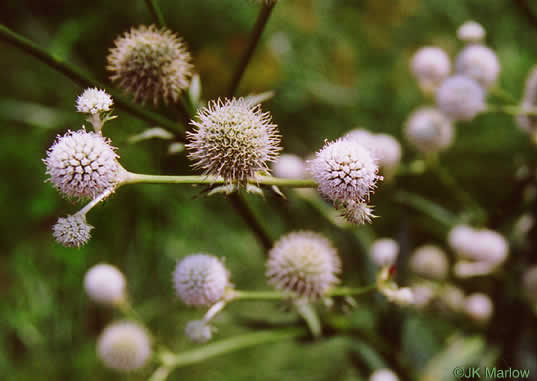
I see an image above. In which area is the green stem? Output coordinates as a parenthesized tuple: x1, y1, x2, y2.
(328, 284, 377, 297)
(227, 285, 377, 302)
(488, 87, 518, 104)
(0, 24, 185, 139)
(486, 104, 537, 117)
(145, 0, 167, 27)
(77, 187, 115, 216)
(227, 2, 276, 96)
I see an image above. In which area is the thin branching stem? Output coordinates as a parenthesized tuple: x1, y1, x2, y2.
(227, 285, 377, 301)
(486, 104, 537, 117)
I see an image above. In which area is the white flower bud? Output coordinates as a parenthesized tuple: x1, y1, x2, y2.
(457, 21, 486, 43)
(272, 154, 306, 179)
(84, 264, 126, 306)
(411, 283, 435, 308)
(405, 107, 454, 153)
(370, 238, 399, 267)
(455, 45, 500, 88)
(464, 293, 493, 323)
(185, 320, 213, 343)
(409, 245, 449, 280)
(436, 75, 486, 121)
(370, 369, 400, 381)
(411, 47, 451, 93)
(76, 88, 113, 114)
(52, 214, 93, 248)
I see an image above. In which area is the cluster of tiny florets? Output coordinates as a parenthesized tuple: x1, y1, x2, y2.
(107, 25, 193, 105)
(435, 75, 485, 121)
(404, 107, 454, 154)
(97, 321, 152, 372)
(187, 98, 281, 184)
(266, 231, 341, 301)
(370, 238, 399, 267)
(173, 254, 231, 307)
(44, 130, 123, 199)
(185, 320, 213, 343)
(455, 44, 500, 89)
(342, 201, 376, 225)
(52, 214, 93, 248)
(76, 88, 113, 114)
(410, 46, 451, 93)
(408, 245, 449, 280)
(457, 21, 486, 43)
(84, 264, 126, 306)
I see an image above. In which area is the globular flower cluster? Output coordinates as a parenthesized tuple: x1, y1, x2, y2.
(457, 21, 486, 43)
(84, 264, 126, 306)
(404, 107, 454, 154)
(455, 45, 500, 89)
(76, 88, 113, 115)
(97, 321, 152, 372)
(185, 320, 214, 344)
(272, 154, 307, 179)
(410, 46, 451, 93)
(369, 238, 399, 267)
(44, 130, 124, 199)
(408, 245, 449, 281)
(436, 75, 486, 121)
(266, 231, 341, 301)
(107, 25, 193, 105)
(52, 214, 93, 248)
(173, 254, 231, 307)
(187, 98, 281, 184)
(464, 293, 493, 323)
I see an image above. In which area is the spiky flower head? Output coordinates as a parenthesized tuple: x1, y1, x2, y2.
(516, 66, 537, 133)
(76, 88, 113, 115)
(370, 238, 399, 267)
(266, 231, 341, 301)
(370, 369, 400, 381)
(272, 154, 307, 179)
(52, 214, 93, 248)
(436, 75, 485, 121)
(107, 25, 193, 105)
(409, 245, 449, 280)
(404, 107, 454, 154)
(97, 321, 151, 372)
(309, 139, 381, 205)
(457, 21, 486, 43)
(44, 130, 123, 199)
(186, 98, 281, 184)
(185, 320, 213, 343)
(173, 254, 230, 307)
(410, 47, 451, 93)
(455, 45, 500, 88)
(342, 200, 376, 225)
(84, 263, 126, 306)
(464, 293, 493, 323)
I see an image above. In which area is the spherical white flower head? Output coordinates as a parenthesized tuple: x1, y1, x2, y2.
(97, 321, 151, 372)
(448, 225, 508, 264)
(272, 154, 306, 179)
(404, 107, 454, 154)
(411, 283, 435, 308)
(370, 369, 400, 381)
(409, 245, 449, 280)
(436, 75, 485, 121)
(342, 201, 376, 225)
(84, 264, 126, 306)
(370, 238, 399, 267)
(52, 214, 93, 248)
(309, 139, 381, 205)
(371, 134, 402, 172)
(107, 25, 193, 105)
(187, 98, 281, 184)
(185, 320, 213, 343)
(457, 21, 486, 43)
(464, 293, 493, 323)
(343, 128, 375, 146)
(447, 224, 474, 253)
(523, 266, 537, 302)
(76, 88, 113, 114)
(266, 231, 341, 301)
(410, 47, 451, 92)
(516, 66, 537, 133)
(173, 254, 230, 307)
(455, 45, 500, 89)
(44, 130, 123, 199)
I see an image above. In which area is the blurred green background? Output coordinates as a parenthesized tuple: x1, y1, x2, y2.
(2, 0, 537, 380)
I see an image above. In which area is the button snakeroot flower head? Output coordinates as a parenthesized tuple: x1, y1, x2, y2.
(266, 231, 341, 302)
(408, 245, 449, 280)
(97, 321, 152, 372)
(272, 154, 307, 179)
(410, 46, 451, 93)
(185, 320, 214, 344)
(187, 98, 281, 184)
(370, 368, 400, 381)
(44, 130, 124, 199)
(342, 200, 376, 225)
(370, 238, 399, 267)
(455, 45, 500, 89)
(464, 293, 493, 324)
(84, 264, 127, 306)
(52, 214, 93, 248)
(107, 25, 193, 105)
(173, 254, 231, 307)
(457, 21, 486, 44)
(404, 107, 454, 154)
(76, 88, 113, 115)
(436, 75, 486, 121)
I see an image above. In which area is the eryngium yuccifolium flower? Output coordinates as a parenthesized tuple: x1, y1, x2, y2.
(44, 130, 123, 199)
(342, 201, 376, 225)
(52, 214, 93, 248)
(186, 98, 281, 184)
(448, 225, 508, 264)
(107, 25, 193, 105)
(266, 231, 341, 301)
(272, 154, 307, 179)
(185, 320, 213, 343)
(97, 321, 151, 372)
(84, 264, 126, 306)
(309, 139, 381, 205)
(436, 75, 485, 121)
(457, 21, 486, 43)
(455, 45, 500, 88)
(408, 245, 449, 280)
(404, 107, 454, 154)
(173, 254, 230, 307)
(464, 293, 493, 323)
(370, 369, 400, 381)
(76, 88, 113, 114)
(410, 47, 451, 92)
(370, 238, 399, 267)
(516, 66, 537, 133)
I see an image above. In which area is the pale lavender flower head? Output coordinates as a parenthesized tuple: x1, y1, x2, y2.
(272, 154, 307, 179)
(436, 75, 485, 121)
(52, 214, 93, 248)
(405, 107, 454, 153)
(409, 245, 449, 280)
(185, 320, 213, 343)
(370, 238, 399, 267)
(76, 88, 113, 114)
(455, 45, 500, 88)
(457, 21, 486, 43)
(84, 264, 126, 306)
(410, 47, 451, 92)
(464, 293, 493, 323)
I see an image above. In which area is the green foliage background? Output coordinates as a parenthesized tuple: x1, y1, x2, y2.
(1, 0, 537, 380)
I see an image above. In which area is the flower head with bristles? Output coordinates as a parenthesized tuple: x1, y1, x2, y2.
(76, 88, 113, 115)
(342, 200, 376, 225)
(97, 321, 152, 372)
(84, 264, 126, 306)
(185, 320, 214, 343)
(173, 254, 231, 307)
(455, 45, 500, 88)
(107, 25, 193, 105)
(436, 75, 485, 121)
(266, 231, 341, 301)
(405, 107, 454, 154)
(410, 47, 451, 93)
(186, 98, 281, 184)
(44, 130, 124, 199)
(52, 214, 93, 248)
